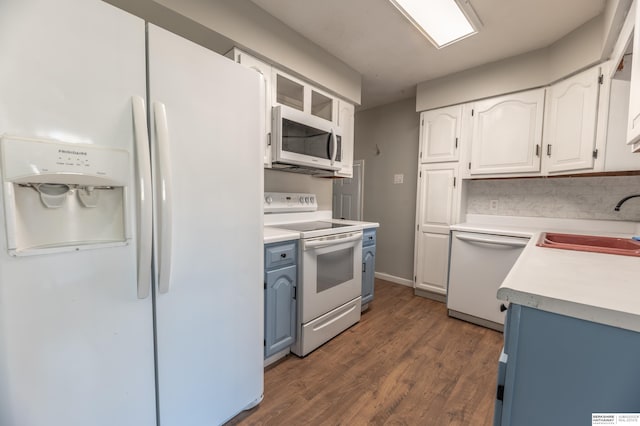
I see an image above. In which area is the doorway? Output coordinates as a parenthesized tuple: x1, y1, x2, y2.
(332, 160, 364, 220)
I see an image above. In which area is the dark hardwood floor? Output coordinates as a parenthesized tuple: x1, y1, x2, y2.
(228, 279, 503, 425)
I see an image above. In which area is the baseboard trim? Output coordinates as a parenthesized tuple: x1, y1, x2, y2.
(414, 288, 446, 303)
(374, 272, 413, 287)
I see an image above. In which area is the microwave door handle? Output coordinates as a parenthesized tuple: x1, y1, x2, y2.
(330, 128, 337, 165)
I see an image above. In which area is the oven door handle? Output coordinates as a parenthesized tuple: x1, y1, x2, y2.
(303, 233, 362, 250)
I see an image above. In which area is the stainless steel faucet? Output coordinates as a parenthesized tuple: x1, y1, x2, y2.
(614, 194, 640, 211)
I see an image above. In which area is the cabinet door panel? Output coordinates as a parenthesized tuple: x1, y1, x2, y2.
(362, 245, 375, 305)
(417, 165, 456, 234)
(628, 3, 640, 146)
(420, 105, 461, 163)
(232, 49, 272, 167)
(544, 67, 599, 174)
(471, 89, 544, 175)
(265, 265, 296, 357)
(415, 232, 449, 295)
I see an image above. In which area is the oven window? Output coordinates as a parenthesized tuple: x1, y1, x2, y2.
(316, 247, 354, 293)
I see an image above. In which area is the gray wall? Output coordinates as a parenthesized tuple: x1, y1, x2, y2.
(354, 98, 419, 281)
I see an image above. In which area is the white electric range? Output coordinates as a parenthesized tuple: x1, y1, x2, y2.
(264, 192, 363, 356)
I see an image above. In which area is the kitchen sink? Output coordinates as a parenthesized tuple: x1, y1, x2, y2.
(537, 232, 640, 257)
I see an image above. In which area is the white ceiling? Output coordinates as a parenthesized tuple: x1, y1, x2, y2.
(250, 0, 606, 109)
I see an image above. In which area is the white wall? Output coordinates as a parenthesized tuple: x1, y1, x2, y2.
(105, 0, 361, 104)
(354, 98, 420, 282)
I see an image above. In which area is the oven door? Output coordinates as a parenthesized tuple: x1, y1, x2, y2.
(272, 105, 342, 171)
(300, 230, 362, 323)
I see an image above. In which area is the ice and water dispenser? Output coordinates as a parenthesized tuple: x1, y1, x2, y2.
(1, 136, 130, 255)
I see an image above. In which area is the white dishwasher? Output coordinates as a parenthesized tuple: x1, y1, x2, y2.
(447, 230, 529, 331)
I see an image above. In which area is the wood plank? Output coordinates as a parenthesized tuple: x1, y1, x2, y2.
(227, 279, 503, 425)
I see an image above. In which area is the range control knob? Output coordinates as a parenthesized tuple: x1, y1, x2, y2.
(265, 196, 273, 204)
(305, 196, 310, 203)
(299, 196, 305, 204)
(310, 196, 315, 204)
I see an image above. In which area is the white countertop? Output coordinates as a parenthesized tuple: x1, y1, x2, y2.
(454, 214, 640, 333)
(264, 226, 300, 244)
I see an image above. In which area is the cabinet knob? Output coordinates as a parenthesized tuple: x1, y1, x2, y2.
(500, 304, 508, 312)
(280, 253, 287, 258)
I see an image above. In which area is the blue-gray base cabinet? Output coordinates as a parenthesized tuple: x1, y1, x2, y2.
(361, 228, 376, 309)
(494, 304, 640, 426)
(264, 241, 297, 358)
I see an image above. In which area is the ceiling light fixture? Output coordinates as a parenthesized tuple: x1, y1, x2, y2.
(389, 0, 482, 49)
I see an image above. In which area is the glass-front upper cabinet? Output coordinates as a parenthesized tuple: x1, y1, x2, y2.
(276, 74, 304, 111)
(273, 70, 337, 123)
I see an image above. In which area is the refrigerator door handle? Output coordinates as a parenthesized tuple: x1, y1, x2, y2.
(153, 101, 173, 294)
(132, 96, 153, 299)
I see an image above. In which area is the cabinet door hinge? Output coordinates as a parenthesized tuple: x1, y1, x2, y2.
(455, 137, 458, 148)
(468, 162, 471, 170)
(414, 275, 417, 282)
(471, 109, 475, 117)
(419, 151, 422, 159)
(293, 286, 297, 300)
(263, 340, 266, 347)
(419, 171, 422, 178)
(496, 385, 505, 402)
(547, 144, 552, 157)
(453, 177, 457, 187)
(264, 282, 267, 290)
(237, 53, 242, 64)
(593, 148, 599, 159)
(421, 118, 424, 125)
(362, 263, 366, 273)
(267, 132, 272, 146)
(416, 224, 419, 231)
(598, 74, 604, 85)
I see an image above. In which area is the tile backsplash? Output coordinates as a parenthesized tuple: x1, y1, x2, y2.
(466, 175, 640, 221)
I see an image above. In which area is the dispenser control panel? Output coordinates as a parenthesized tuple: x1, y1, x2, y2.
(1, 136, 129, 186)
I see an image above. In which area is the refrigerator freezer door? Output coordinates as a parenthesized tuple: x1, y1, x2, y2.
(148, 24, 264, 426)
(0, 1, 155, 425)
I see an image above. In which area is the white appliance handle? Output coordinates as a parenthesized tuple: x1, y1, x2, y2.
(153, 101, 173, 294)
(455, 233, 528, 248)
(303, 232, 362, 250)
(330, 128, 337, 165)
(131, 96, 152, 299)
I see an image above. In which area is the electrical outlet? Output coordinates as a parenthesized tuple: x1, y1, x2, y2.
(490, 199, 498, 213)
(393, 174, 404, 184)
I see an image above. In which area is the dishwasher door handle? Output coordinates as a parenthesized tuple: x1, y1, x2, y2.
(455, 234, 529, 248)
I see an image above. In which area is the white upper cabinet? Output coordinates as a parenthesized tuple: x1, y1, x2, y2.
(543, 66, 601, 174)
(226, 48, 273, 167)
(420, 105, 461, 163)
(272, 70, 338, 124)
(469, 89, 545, 176)
(627, 1, 640, 148)
(335, 101, 355, 178)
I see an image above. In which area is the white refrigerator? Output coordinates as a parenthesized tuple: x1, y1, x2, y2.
(0, 1, 264, 425)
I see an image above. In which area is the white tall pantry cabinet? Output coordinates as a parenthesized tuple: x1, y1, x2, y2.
(413, 107, 463, 297)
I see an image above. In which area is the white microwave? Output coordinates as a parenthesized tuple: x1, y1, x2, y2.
(271, 105, 343, 172)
